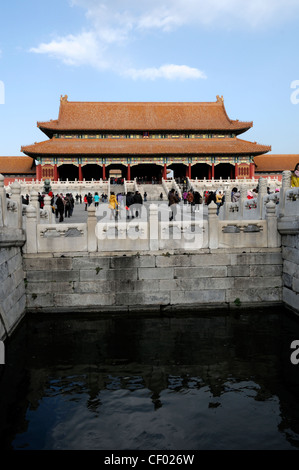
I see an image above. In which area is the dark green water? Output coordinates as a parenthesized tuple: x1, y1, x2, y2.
(1, 306, 299, 450)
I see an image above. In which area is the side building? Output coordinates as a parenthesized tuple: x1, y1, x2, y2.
(254, 154, 299, 181)
(21, 95, 271, 182)
(0, 156, 36, 185)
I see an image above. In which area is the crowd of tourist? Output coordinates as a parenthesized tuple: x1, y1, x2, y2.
(107, 191, 145, 220)
(27, 167, 299, 224)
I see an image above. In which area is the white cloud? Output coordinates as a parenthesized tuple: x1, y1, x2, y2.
(30, 0, 299, 79)
(30, 31, 108, 69)
(70, 0, 299, 31)
(124, 64, 207, 81)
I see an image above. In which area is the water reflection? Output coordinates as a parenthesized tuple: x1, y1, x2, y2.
(1, 307, 299, 449)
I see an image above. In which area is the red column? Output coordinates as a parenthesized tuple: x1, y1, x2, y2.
(78, 164, 83, 182)
(127, 164, 131, 181)
(250, 162, 255, 179)
(188, 163, 191, 179)
(102, 164, 106, 180)
(211, 163, 215, 179)
(54, 164, 58, 182)
(208, 165, 212, 179)
(235, 163, 238, 179)
(36, 164, 42, 181)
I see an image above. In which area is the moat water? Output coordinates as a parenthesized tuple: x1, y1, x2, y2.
(1, 307, 299, 450)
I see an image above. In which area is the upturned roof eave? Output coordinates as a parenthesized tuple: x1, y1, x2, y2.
(21, 139, 271, 157)
(37, 122, 253, 133)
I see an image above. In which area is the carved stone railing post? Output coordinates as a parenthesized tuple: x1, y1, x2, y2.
(239, 184, 247, 219)
(208, 201, 219, 249)
(266, 200, 280, 247)
(43, 195, 53, 224)
(10, 181, 22, 228)
(29, 189, 40, 223)
(224, 189, 230, 219)
(278, 170, 292, 218)
(149, 204, 159, 251)
(258, 177, 267, 219)
(24, 205, 38, 253)
(87, 205, 97, 252)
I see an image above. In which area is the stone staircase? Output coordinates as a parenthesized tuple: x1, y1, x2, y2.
(136, 183, 167, 201)
(109, 184, 125, 195)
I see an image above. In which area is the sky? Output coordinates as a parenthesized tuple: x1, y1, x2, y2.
(1, 0, 299, 156)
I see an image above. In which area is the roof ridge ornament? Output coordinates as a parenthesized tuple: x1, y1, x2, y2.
(60, 94, 68, 102)
(216, 95, 224, 103)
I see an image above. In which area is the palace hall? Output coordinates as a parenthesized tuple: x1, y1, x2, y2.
(21, 95, 271, 182)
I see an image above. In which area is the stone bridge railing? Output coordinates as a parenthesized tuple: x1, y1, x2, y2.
(4, 178, 111, 197)
(188, 175, 281, 193)
(17, 202, 279, 254)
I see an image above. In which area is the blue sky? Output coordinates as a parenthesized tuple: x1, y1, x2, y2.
(1, 0, 299, 156)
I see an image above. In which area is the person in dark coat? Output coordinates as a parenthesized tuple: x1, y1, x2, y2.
(126, 192, 135, 219)
(133, 191, 143, 218)
(64, 193, 71, 218)
(168, 188, 179, 221)
(56, 194, 65, 222)
(193, 191, 202, 211)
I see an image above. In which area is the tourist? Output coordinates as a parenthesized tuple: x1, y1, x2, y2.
(291, 162, 299, 187)
(54, 194, 58, 217)
(75, 194, 79, 204)
(144, 192, 147, 202)
(48, 192, 55, 213)
(64, 193, 71, 218)
(87, 193, 93, 206)
(231, 187, 240, 202)
(108, 192, 118, 219)
(84, 194, 88, 211)
(117, 192, 123, 205)
(69, 193, 74, 216)
(126, 192, 135, 219)
(56, 194, 65, 222)
(187, 190, 194, 212)
(22, 195, 29, 205)
(210, 191, 216, 205)
(94, 192, 100, 207)
(183, 191, 188, 205)
(116, 193, 124, 218)
(38, 192, 44, 209)
(168, 188, 179, 221)
(216, 191, 223, 215)
(193, 191, 202, 211)
(160, 192, 163, 200)
(133, 191, 143, 218)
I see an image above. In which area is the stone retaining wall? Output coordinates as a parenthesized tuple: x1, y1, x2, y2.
(281, 234, 299, 312)
(23, 248, 283, 313)
(0, 246, 26, 339)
